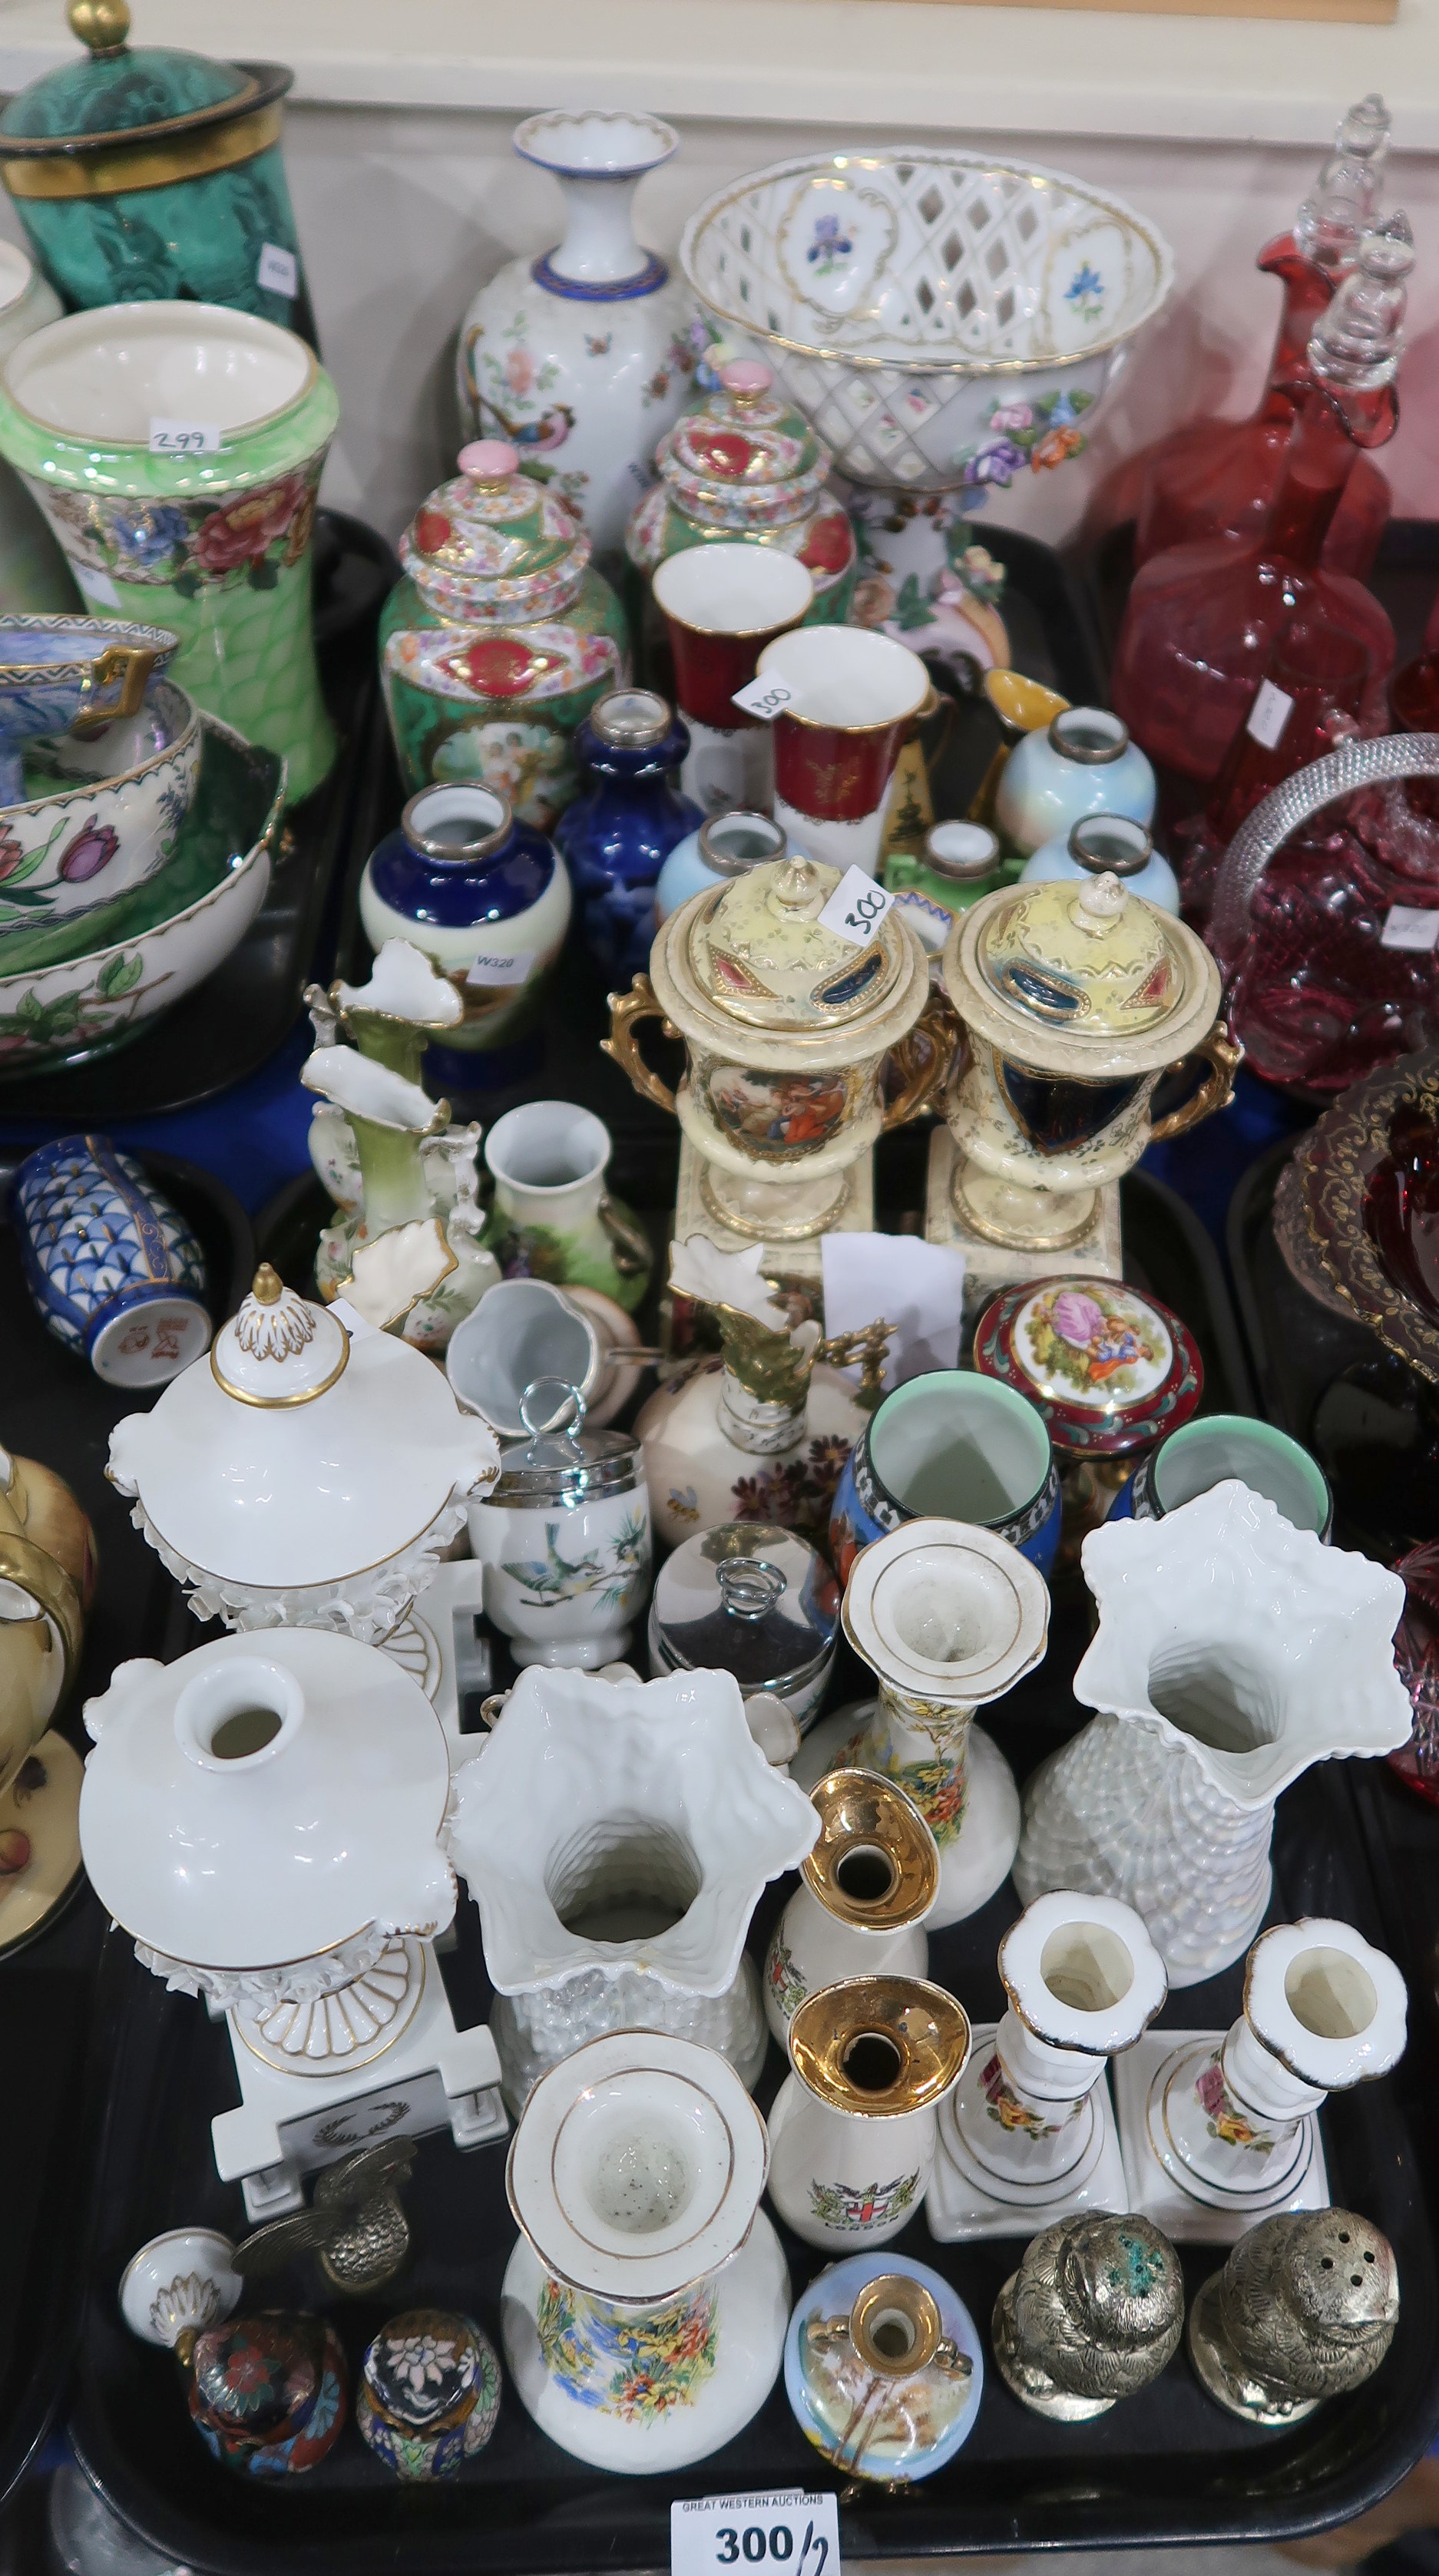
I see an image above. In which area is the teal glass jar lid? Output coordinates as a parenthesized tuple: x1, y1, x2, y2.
(0, 1, 293, 154)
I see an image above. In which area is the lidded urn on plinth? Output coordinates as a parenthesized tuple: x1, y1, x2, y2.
(606, 850, 944, 1243)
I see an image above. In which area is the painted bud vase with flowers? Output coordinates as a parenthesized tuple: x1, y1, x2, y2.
(636, 1235, 888, 1551)
(379, 441, 628, 832)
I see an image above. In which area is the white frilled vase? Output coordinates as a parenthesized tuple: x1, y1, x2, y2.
(930, 1890, 1166, 2237)
(501, 2030, 789, 2472)
(763, 1767, 938, 2044)
(1126, 1916, 1407, 2234)
(767, 1973, 971, 2250)
(1014, 1483, 1413, 1986)
(458, 111, 700, 558)
(796, 1516, 1050, 1928)
(446, 1662, 818, 2109)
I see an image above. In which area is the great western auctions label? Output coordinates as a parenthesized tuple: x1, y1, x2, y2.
(671, 2492, 839, 2576)
(730, 673, 796, 723)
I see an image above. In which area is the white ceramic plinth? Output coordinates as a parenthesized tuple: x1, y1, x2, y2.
(925, 1126, 1120, 1326)
(926, 2022, 1127, 2241)
(501, 2214, 789, 2471)
(382, 1558, 485, 1751)
(213, 1939, 508, 2221)
(1112, 2030, 1329, 2247)
(675, 1133, 874, 1288)
(793, 1706, 1019, 1928)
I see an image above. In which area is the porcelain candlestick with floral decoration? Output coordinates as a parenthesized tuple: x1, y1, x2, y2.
(636, 1236, 888, 1551)
(501, 2029, 789, 2470)
(929, 1891, 1166, 2240)
(796, 1516, 1050, 1928)
(1015, 1483, 1413, 1985)
(0, 303, 339, 802)
(458, 112, 699, 559)
(768, 1974, 971, 2250)
(1115, 1917, 1408, 2244)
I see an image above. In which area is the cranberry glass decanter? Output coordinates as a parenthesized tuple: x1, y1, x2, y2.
(1113, 215, 1412, 787)
(1134, 97, 1392, 577)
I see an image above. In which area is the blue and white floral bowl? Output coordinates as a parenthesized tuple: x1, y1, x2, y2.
(0, 674, 200, 940)
(681, 151, 1173, 498)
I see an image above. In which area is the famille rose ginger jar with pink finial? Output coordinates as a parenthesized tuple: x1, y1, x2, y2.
(625, 359, 857, 627)
(379, 440, 629, 830)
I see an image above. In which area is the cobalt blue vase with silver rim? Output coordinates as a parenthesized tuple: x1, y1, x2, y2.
(554, 688, 699, 978)
(359, 781, 573, 1078)
(829, 1368, 1060, 1584)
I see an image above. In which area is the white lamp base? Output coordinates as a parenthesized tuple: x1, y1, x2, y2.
(501, 2211, 789, 2472)
(1113, 2029, 1329, 2246)
(926, 2023, 1128, 2241)
(213, 1935, 509, 2221)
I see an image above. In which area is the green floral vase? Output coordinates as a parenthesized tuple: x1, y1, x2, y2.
(0, 302, 339, 803)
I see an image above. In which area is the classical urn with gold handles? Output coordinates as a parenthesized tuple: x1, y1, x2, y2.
(605, 852, 948, 1242)
(939, 869, 1239, 1252)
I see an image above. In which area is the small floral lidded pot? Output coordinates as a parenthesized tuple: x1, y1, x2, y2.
(379, 441, 629, 829)
(973, 1278, 1202, 1465)
(187, 2314, 349, 2477)
(357, 2310, 501, 2482)
(626, 359, 856, 624)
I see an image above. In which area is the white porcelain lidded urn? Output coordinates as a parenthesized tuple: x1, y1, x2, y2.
(1123, 1916, 1407, 2241)
(606, 851, 942, 1242)
(447, 1661, 818, 2109)
(79, 1631, 456, 2056)
(1015, 1483, 1413, 1985)
(930, 1890, 1166, 2240)
(763, 1767, 939, 2043)
(501, 2029, 789, 2470)
(768, 1973, 971, 2250)
(107, 1265, 499, 1645)
(796, 1516, 1050, 1928)
(458, 111, 700, 557)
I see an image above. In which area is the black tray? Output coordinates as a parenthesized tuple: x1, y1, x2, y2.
(0, 511, 398, 1125)
(0, 1150, 254, 2508)
(67, 1172, 1439, 2567)
(1226, 1136, 1439, 1561)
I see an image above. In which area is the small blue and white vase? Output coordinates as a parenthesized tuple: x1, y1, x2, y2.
(654, 808, 791, 928)
(12, 1133, 210, 1387)
(1109, 1412, 1333, 1540)
(829, 1367, 1060, 1584)
(356, 2308, 501, 2482)
(785, 2252, 982, 2484)
(994, 706, 1156, 858)
(359, 782, 572, 1073)
(554, 689, 700, 977)
(1019, 812, 1180, 915)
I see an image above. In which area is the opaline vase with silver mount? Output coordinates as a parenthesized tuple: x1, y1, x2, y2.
(458, 111, 700, 559)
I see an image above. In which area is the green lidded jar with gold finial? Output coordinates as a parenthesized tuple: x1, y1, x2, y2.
(0, 0, 314, 344)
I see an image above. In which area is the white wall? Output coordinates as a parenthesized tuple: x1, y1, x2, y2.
(266, 105, 1439, 553)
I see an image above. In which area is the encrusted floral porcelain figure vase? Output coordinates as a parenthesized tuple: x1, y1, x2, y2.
(501, 2029, 789, 2470)
(448, 1659, 817, 2109)
(797, 1516, 1050, 1927)
(458, 111, 699, 558)
(1014, 1483, 1413, 1984)
(636, 1235, 887, 1550)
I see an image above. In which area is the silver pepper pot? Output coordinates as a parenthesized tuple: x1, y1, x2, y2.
(1187, 2208, 1398, 2426)
(992, 2212, 1183, 2419)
